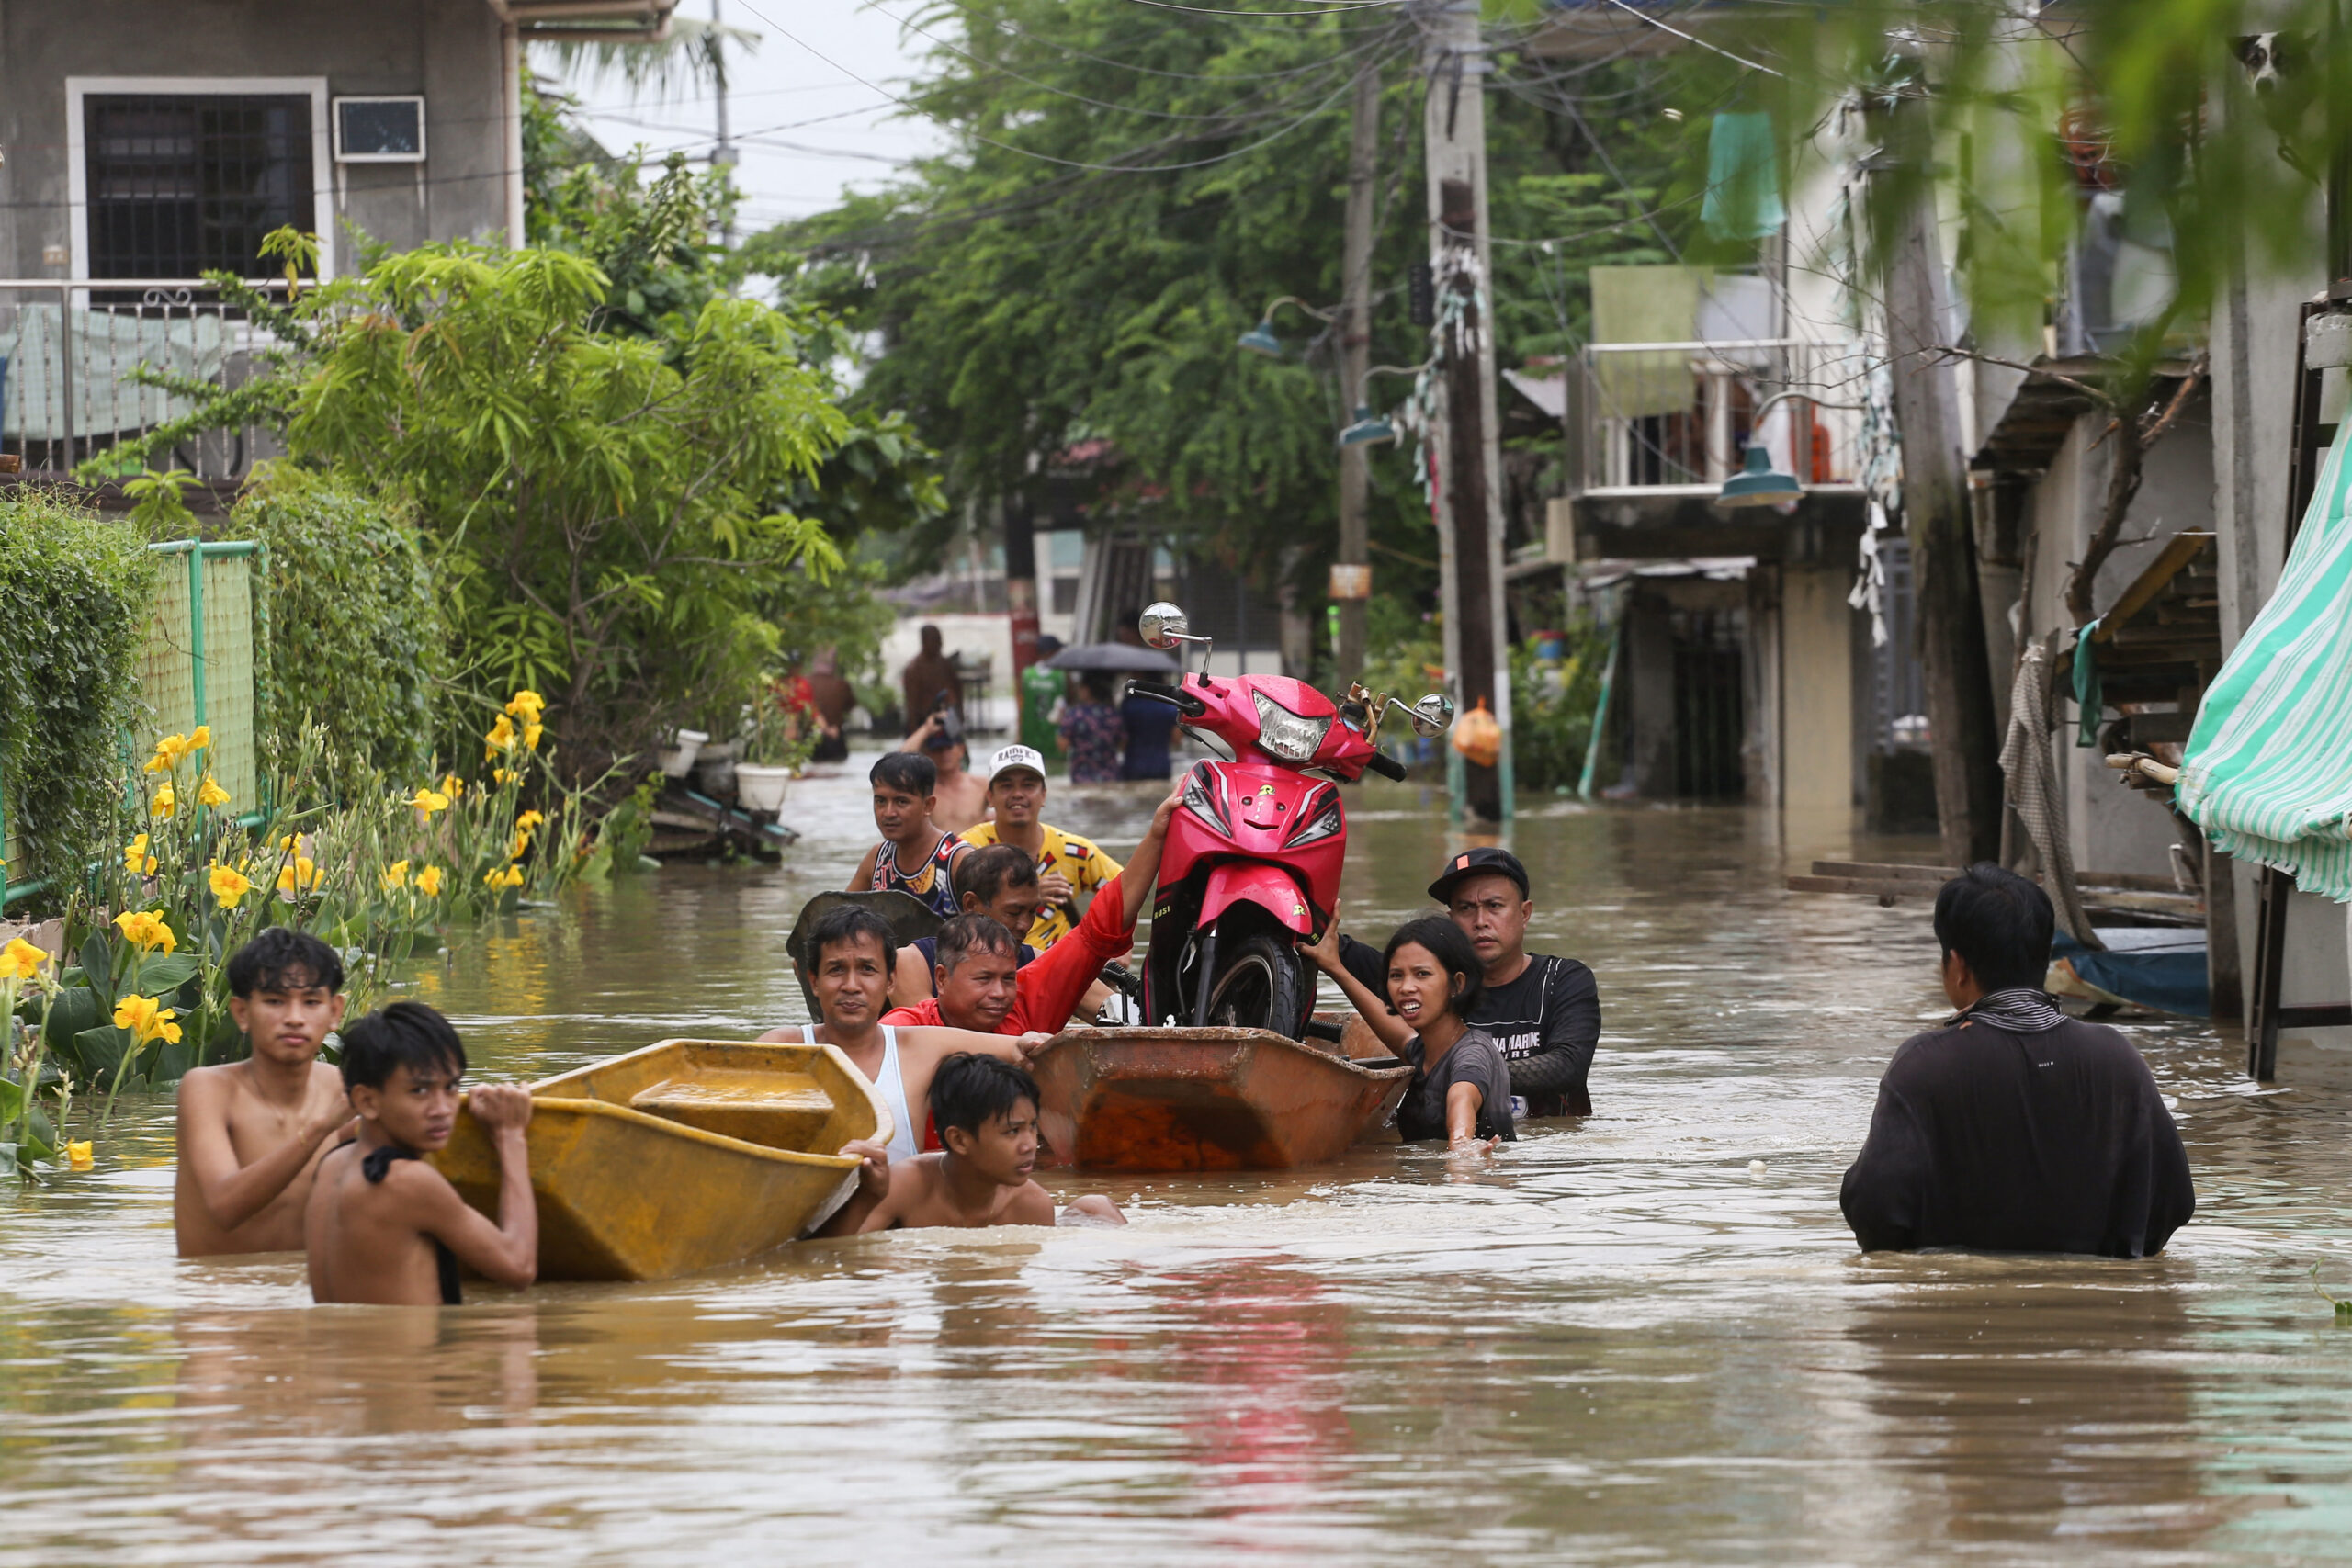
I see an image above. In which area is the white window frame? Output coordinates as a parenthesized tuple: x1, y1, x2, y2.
(333, 96, 427, 164)
(66, 75, 335, 282)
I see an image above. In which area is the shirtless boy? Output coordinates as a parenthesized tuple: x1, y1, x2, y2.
(821, 1052, 1124, 1234)
(175, 928, 355, 1257)
(305, 1002, 537, 1305)
(763, 906, 1054, 1163)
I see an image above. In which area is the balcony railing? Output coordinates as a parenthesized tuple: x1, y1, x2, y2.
(1566, 335, 1871, 498)
(0, 277, 295, 480)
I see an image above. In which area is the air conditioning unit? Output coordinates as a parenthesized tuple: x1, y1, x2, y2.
(333, 96, 426, 163)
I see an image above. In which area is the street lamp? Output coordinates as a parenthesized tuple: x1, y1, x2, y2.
(1714, 389, 1868, 509)
(1339, 406, 1396, 446)
(1236, 295, 1334, 359)
(1329, 361, 1432, 450)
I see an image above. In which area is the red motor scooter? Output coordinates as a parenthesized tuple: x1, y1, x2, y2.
(1123, 601, 1453, 1034)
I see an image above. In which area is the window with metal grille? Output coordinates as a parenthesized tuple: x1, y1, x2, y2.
(85, 95, 313, 278)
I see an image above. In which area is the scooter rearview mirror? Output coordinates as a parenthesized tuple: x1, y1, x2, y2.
(1138, 602, 1190, 651)
(1408, 693, 1454, 739)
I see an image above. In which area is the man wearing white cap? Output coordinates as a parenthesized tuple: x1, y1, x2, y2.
(961, 744, 1123, 951)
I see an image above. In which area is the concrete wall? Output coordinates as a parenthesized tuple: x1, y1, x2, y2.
(0, 0, 511, 279)
(1781, 565, 1857, 812)
(2007, 403, 2216, 880)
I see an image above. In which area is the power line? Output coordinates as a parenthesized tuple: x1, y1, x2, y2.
(741, 0, 1404, 177)
(1114, 0, 1394, 15)
(861, 0, 1385, 124)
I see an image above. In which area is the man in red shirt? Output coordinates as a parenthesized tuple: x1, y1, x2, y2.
(886, 786, 1177, 1035)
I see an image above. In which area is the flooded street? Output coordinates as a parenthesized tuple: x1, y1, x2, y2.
(6, 759, 2352, 1564)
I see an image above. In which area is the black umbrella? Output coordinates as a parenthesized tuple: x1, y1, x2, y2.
(1043, 642, 1181, 674)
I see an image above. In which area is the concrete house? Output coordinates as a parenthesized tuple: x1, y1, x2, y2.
(0, 0, 673, 472)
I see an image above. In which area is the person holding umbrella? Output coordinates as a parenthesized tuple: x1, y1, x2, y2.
(1043, 635, 1182, 785)
(1060, 673, 1125, 784)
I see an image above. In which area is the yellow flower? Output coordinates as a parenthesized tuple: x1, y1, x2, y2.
(151, 780, 177, 818)
(144, 733, 189, 773)
(0, 936, 49, 981)
(123, 834, 153, 875)
(112, 909, 178, 953)
(276, 856, 321, 896)
(277, 834, 300, 852)
(189, 724, 211, 753)
(208, 863, 254, 909)
(380, 859, 411, 892)
(408, 787, 450, 816)
(492, 768, 514, 784)
(509, 828, 533, 860)
(198, 773, 231, 808)
(112, 992, 181, 1044)
(483, 714, 518, 758)
(66, 1140, 93, 1172)
(524, 722, 544, 751)
(415, 865, 445, 897)
(439, 773, 466, 800)
(515, 810, 546, 830)
(505, 690, 546, 722)
(483, 864, 525, 889)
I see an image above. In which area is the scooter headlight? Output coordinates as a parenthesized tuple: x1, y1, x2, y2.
(1251, 691, 1333, 762)
(1286, 794, 1344, 847)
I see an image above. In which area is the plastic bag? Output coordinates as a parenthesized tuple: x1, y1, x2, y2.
(1452, 697, 1501, 769)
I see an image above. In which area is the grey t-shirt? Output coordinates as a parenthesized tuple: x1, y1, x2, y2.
(1394, 1025, 1517, 1144)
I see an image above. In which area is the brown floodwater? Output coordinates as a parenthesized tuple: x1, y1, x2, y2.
(6, 757, 2352, 1564)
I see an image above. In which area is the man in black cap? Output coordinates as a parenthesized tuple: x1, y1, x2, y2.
(1337, 847, 1601, 1117)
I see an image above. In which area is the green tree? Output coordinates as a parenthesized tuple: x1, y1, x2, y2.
(765, 0, 1691, 642)
(285, 244, 849, 772)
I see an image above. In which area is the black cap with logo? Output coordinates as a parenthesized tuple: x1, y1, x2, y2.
(1427, 846, 1530, 905)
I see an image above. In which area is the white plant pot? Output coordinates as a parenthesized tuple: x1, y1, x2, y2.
(656, 728, 709, 779)
(734, 763, 795, 815)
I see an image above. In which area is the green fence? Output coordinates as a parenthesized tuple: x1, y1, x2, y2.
(2, 540, 265, 909)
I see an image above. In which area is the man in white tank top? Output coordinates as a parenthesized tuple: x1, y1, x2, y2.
(761, 907, 1053, 1169)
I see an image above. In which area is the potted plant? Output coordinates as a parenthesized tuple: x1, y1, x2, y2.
(734, 681, 816, 816)
(655, 728, 709, 779)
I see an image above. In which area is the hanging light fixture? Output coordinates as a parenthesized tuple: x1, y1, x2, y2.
(1338, 405, 1396, 446)
(1237, 320, 1285, 357)
(1713, 389, 1868, 509)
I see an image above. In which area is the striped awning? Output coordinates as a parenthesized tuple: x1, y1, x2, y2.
(2177, 423, 2352, 901)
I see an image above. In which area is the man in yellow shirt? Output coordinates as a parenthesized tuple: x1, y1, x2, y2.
(962, 745, 1123, 950)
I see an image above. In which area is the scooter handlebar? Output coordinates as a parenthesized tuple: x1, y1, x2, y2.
(1125, 678, 1207, 716)
(1364, 751, 1408, 782)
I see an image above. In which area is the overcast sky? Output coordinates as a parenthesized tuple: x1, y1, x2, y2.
(544, 1, 948, 236)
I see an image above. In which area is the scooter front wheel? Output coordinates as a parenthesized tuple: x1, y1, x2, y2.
(1199, 922, 1309, 1037)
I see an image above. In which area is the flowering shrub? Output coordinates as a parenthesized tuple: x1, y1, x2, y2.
(11, 692, 616, 1109)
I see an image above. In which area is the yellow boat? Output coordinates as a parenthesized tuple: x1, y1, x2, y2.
(433, 1039, 891, 1282)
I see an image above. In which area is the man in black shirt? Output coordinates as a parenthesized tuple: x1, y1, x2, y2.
(1337, 847, 1601, 1117)
(1839, 863, 2195, 1258)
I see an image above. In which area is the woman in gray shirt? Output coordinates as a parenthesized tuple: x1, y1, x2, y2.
(1305, 916, 1513, 1150)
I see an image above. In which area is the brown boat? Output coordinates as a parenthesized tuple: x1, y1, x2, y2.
(1027, 1026, 1409, 1174)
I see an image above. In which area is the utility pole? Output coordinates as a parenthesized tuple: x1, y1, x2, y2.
(711, 0, 737, 248)
(1332, 61, 1380, 680)
(1871, 91, 2001, 865)
(1418, 0, 1513, 825)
